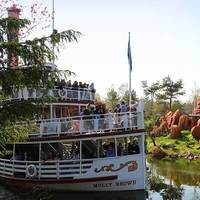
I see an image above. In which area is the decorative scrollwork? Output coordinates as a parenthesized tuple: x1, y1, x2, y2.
(94, 160, 138, 173)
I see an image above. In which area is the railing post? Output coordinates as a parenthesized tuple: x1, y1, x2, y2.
(38, 162, 41, 179)
(109, 113, 113, 130)
(40, 123, 43, 136)
(79, 141, 82, 175)
(80, 117, 83, 134)
(124, 113, 128, 129)
(78, 89, 80, 101)
(57, 122, 61, 136)
(56, 161, 59, 179)
(94, 117, 98, 132)
(137, 101, 144, 129)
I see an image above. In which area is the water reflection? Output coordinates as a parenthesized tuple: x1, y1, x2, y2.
(0, 184, 146, 200)
(148, 159, 200, 187)
(1, 160, 200, 200)
(148, 159, 200, 200)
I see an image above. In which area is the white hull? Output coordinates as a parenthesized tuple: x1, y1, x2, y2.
(0, 154, 146, 191)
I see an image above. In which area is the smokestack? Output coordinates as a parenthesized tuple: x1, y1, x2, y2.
(7, 4, 21, 69)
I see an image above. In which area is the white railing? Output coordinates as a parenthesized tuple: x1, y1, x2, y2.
(0, 158, 93, 179)
(8, 87, 95, 101)
(27, 111, 141, 137)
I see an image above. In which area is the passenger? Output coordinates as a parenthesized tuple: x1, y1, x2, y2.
(82, 104, 93, 131)
(117, 143, 124, 156)
(66, 80, 72, 88)
(128, 139, 140, 154)
(106, 143, 115, 157)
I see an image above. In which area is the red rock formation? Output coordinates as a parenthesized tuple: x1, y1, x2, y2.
(170, 125, 181, 139)
(178, 115, 190, 131)
(170, 110, 181, 128)
(191, 126, 200, 141)
(190, 117, 198, 129)
(165, 111, 173, 128)
(197, 119, 200, 126)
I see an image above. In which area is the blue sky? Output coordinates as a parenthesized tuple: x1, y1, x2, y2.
(7, 0, 200, 101)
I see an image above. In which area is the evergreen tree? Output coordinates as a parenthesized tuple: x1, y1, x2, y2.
(0, 4, 81, 142)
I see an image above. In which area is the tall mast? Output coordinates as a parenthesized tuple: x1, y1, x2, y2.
(52, 0, 55, 64)
(127, 32, 132, 110)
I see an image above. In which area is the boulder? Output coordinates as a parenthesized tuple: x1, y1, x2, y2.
(170, 125, 181, 139)
(190, 117, 198, 129)
(197, 96, 200, 107)
(170, 109, 181, 128)
(197, 119, 200, 126)
(152, 146, 166, 159)
(178, 115, 190, 131)
(164, 111, 173, 128)
(191, 126, 200, 141)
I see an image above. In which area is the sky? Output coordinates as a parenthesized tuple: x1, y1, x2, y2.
(5, 0, 200, 102)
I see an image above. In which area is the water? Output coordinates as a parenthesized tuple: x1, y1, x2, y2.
(0, 160, 199, 200)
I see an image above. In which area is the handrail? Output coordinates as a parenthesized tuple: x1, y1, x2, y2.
(5, 87, 95, 101)
(21, 111, 141, 137)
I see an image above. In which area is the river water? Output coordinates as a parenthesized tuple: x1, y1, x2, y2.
(0, 160, 199, 200)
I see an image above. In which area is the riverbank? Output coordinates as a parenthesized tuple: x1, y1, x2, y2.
(146, 130, 200, 160)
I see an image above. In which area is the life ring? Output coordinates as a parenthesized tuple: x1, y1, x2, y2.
(58, 89, 67, 98)
(26, 164, 37, 178)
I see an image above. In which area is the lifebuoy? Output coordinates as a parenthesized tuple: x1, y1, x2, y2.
(58, 89, 67, 98)
(26, 164, 37, 178)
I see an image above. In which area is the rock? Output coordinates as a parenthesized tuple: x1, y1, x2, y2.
(191, 126, 200, 141)
(154, 120, 169, 135)
(178, 115, 190, 131)
(170, 125, 181, 139)
(197, 96, 200, 107)
(190, 117, 198, 129)
(170, 109, 181, 128)
(165, 111, 173, 128)
(197, 119, 200, 126)
(152, 146, 166, 159)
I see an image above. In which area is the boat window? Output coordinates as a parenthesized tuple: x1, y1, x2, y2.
(14, 144, 39, 161)
(101, 138, 116, 158)
(82, 140, 97, 159)
(0, 144, 13, 159)
(41, 142, 80, 160)
(116, 136, 140, 156)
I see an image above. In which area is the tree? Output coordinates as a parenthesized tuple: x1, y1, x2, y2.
(105, 86, 120, 111)
(141, 80, 160, 103)
(142, 80, 160, 117)
(118, 83, 137, 105)
(158, 76, 185, 110)
(0, 3, 81, 142)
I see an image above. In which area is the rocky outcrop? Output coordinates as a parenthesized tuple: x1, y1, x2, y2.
(191, 126, 200, 141)
(170, 125, 181, 139)
(170, 110, 181, 127)
(178, 115, 190, 131)
(192, 96, 200, 114)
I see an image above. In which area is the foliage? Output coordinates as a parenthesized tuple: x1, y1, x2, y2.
(146, 130, 200, 156)
(105, 84, 137, 111)
(147, 170, 184, 200)
(105, 86, 120, 111)
(0, 3, 81, 142)
(157, 76, 185, 110)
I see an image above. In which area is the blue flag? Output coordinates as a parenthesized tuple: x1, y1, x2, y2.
(127, 32, 132, 71)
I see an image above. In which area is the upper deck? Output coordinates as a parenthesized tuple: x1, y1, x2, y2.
(17, 102, 145, 142)
(6, 86, 95, 103)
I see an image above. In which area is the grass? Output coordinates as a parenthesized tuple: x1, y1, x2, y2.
(146, 130, 200, 157)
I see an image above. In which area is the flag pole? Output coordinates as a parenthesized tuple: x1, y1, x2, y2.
(128, 32, 132, 111)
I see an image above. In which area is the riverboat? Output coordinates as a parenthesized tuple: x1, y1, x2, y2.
(0, 65, 146, 191)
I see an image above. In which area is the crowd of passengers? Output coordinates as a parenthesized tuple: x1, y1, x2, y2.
(77, 101, 136, 130)
(11, 138, 140, 162)
(55, 79, 96, 92)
